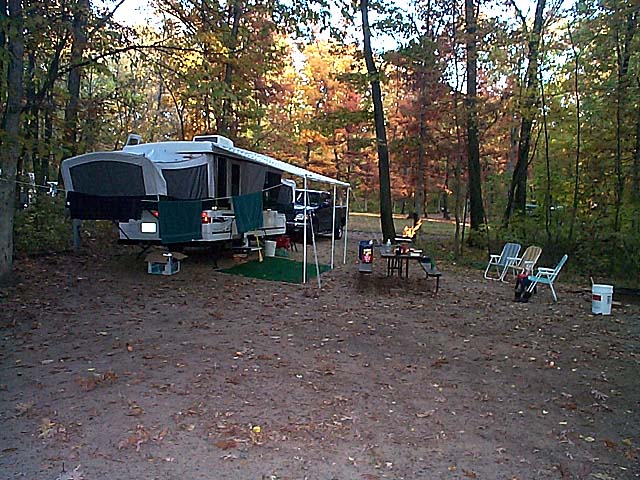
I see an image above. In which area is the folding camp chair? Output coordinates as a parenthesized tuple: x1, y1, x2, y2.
(502, 245, 542, 283)
(484, 242, 521, 281)
(526, 254, 569, 302)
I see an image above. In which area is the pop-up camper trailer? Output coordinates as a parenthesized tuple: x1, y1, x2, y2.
(61, 135, 349, 252)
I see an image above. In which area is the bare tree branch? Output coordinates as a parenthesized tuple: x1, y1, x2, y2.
(88, 0, 127, 37)
(506, 0, 527, 29)
(60, 42, 224, 75)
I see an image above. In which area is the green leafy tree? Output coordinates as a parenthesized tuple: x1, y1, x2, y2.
(0, 0, 24, 279)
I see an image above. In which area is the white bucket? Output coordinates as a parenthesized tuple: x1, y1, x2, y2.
(264, 240, 277, 257)
(592, 284, 613, 315)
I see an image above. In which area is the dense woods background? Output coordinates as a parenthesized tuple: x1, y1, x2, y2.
(0, 0, 638, 286)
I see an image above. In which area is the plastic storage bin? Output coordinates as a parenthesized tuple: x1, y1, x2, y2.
(592, 284, 613, 315)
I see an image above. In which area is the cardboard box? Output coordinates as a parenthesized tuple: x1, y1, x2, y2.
(145, 251, 187, 275)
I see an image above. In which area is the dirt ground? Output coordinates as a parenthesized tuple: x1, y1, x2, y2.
(1, 231, 639, 480)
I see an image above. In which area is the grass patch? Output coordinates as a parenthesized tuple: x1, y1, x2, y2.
(221, 257, 331, 283)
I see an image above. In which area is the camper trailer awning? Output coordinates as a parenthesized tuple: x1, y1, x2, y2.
(209, 144, 350, 187)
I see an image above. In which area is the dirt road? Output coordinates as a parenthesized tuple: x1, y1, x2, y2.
(1, 236, 639, 479)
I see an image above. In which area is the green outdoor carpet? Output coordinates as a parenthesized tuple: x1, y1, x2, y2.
(221, 257, 331, 283)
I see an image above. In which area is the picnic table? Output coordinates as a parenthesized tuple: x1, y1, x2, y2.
(380, 249, 423, 278)
(379, 245, 442, 292)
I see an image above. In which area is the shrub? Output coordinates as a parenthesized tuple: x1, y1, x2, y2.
(13, 196, 72, 255)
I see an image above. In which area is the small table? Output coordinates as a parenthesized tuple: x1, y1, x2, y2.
(380, 250, 423, 278)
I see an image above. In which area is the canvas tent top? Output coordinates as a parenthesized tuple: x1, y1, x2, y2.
(212, 144, 350, 188)
(122, 139, 351, 188)
(62, 138, 350, 199)
(60, 151, 168, 196)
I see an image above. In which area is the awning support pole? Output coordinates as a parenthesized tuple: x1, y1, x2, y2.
(310, 214, 321, 288)
(302, 176, 308, 284)
(330, 183, 337, 269)
(343, 186, 350, 265)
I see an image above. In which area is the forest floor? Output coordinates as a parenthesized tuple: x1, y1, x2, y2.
(1, 228, 639, 480)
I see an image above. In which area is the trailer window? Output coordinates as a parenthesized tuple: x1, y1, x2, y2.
(231, 163, 241, 197)
(263, 171, 282, 209)
(162, 165, 208, 199)
(216, 157, 229, 208)
(70, 161, 145, 196)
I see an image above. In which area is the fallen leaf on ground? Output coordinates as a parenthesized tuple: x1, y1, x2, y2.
(432, 357, 449, 368)
(15, 402, 34, 416)
(416, 410, 435, 418)
(38, 418, 56, 439)
(76, 370, 118, 391)
(54, 464, 84, 480)
(118, 424, 150, 451)
(214, 439, 237, 450)
(591, 474, 615, 480)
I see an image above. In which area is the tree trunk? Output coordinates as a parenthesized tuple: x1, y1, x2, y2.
(504, 0, 546, 224)
(539, 63, 551, 244)
(633, 77, 640, 232)
(163, 77, 186, 140)
(64, 0, 90, 158)
(613, 10, 637, 231)
(465, 0, 485, 230)
(360, 0, 395, 241)
(0, 0, 24, 280)
(25, 51, 44, 189)
(450, 0, 464, 255)
(567, 24, 581, 241)
(415, 84, 427, 218)
(43, 90, 53, 185)
(333, 146, 341, 180)
(218, 0, 242, 138)
(0, 0, 6, 107)
(304, 141, 312, 168)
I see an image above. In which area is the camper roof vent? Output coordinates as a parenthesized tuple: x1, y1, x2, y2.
(192, 134, 234, 148)
(125, 133, 142, 146)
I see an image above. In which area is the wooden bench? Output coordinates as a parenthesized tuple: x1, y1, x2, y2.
(418, 258, 442, 293)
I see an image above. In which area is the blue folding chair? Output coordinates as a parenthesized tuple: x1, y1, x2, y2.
(484, 242, 521, 281)
(526, 254, 569, 301)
